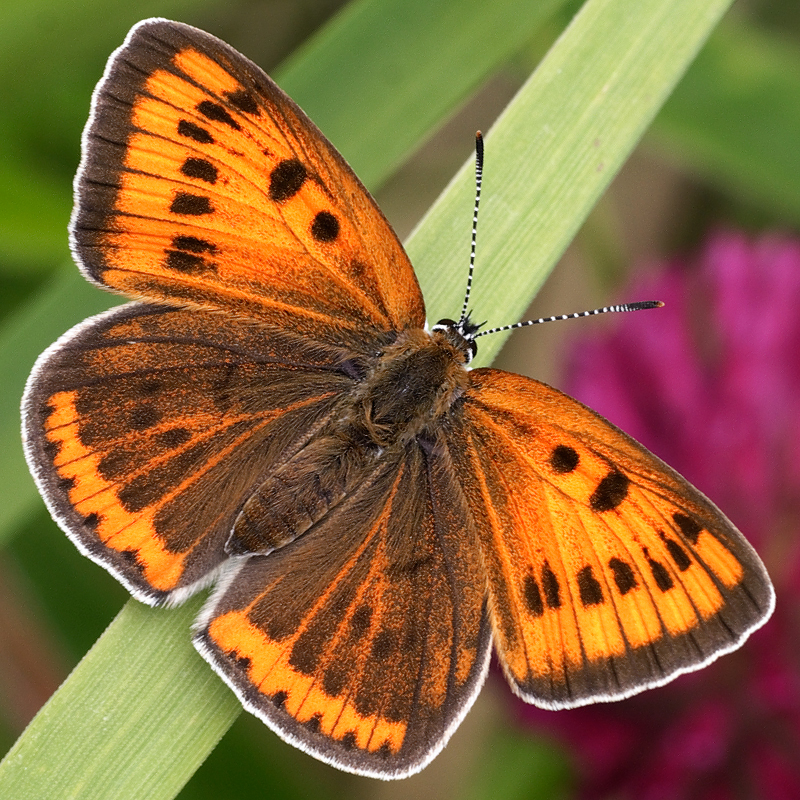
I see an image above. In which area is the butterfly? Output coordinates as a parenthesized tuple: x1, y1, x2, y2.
(22, 18, 774, 780)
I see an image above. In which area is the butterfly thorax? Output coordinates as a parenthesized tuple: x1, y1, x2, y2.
(228, 327, 470, 556)
(349, 327, 471, 449)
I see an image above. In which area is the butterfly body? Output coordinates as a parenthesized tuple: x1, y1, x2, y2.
(22, 18, 774, 780)
(230, 325, 471, 555)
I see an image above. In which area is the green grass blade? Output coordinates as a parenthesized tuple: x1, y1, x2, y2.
(0, 0, 735, 797)
(0, 599, 239, 800)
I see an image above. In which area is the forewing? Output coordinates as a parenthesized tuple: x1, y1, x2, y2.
(194, 441, 491, 779)
(447, 368, 774, 709)
(22, 304, 354, 604)
(72, 18, 425, 345)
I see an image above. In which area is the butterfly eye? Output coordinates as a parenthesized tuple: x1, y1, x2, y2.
(433, 318, 458, 330)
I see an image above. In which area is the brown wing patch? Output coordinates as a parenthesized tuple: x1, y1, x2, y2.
(71, 19, 425, 345)
(23, 303, 356, 603)
(446, 368, 773, 708)
(43, 386, 191, 592)
(195, 442, 491, 778)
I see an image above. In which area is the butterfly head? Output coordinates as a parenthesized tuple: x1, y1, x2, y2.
(430, 314, 483, 364)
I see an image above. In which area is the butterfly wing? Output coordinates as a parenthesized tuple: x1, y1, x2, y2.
(22, 303, 357, 604)
(72, 18, 425, 345)
(194, 440, 491, 779)
(447, 368, 775, 709)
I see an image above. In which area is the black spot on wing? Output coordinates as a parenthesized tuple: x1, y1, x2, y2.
(118, 548, 146, 575)
(270, 690, 288, 708)
(117, 465, 178, 514)
(660, 532, 692, 571)
(197, 100, 240, 130)
(341, 731, 357, 750)
(139, 378, 164, 396)
(165, 250, 216, 274)
(549, 444, 579, 473)
(523, 574, 544, 617)
(225, 89, 259, 115)
(370, 629, 396, 662)
(673, 512, 703, 544)
(645, 548, 674, 592)
(83, 512, 100, 532)
(608, 557, 637, 594)
(303, 714, 322, 733)
(166, 234, 218, 274)
(129, 406, 160, 430)
(577, 565, 604, 606)
(57, 474, 76, 496)
(170, 192, 213, 216)
(311, 211, 339, 242)
(349, 604, 372, 640)
(180, 157, 218, 184)
(376, 741, 393, 759)
(269, 159, 307, 202)
(542, 561, 561, 609)
(156, 427, 192, 449)
(98, 450, 128, 481)
(322, 663, 348, 697)
(590, 470, 630, 512)
(229, 650, 252, 672)
(172, 235, 217, 254)
(178, 120, 214, 144)
(288, 637, 320, 676)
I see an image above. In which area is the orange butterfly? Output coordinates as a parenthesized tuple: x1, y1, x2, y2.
(22, 18, 774, 779)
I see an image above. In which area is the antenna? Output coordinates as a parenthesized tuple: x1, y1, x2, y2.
(474, 301, 664, 338)
(458, 131, 483, 327)
(441, 134, 663, 354)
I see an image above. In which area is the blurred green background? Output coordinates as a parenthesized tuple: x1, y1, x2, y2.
(1, 0, 799, 798)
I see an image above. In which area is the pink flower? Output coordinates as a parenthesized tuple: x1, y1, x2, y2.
(515, 231, 800, 799)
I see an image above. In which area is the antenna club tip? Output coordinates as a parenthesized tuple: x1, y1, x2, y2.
(476, 130, 483, 139)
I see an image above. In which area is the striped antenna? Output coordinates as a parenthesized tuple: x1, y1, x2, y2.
(447, 134, 663, 351)
(458, 132, 484, 326)
(473, 301, 664, 339)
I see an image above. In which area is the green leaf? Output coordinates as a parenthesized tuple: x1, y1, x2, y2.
(0, 0, 735, 797)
